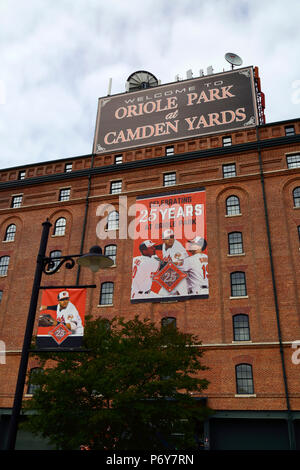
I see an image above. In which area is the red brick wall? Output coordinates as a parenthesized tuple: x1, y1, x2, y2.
(0, 122, 299, 414)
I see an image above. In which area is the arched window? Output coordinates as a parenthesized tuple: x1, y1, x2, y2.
(236, 364, 254, 394)
(4, 224, 16, 242)
(53, 217, 66, 236)
(228, 232, 243, 255)
(226, 196, 240, 216)
(0, 256, 10, 276)
(100, 282, 114, 305)
(230, 271, 247, 297)
(293, 187, 300, 207)
(27, 367, 43, 395)
(233, 314, 250, 341)
(107, 211, 119, 231)
(104, 245, 117, 265)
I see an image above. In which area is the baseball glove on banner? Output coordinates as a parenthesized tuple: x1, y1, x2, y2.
(38, 314, 55, 327)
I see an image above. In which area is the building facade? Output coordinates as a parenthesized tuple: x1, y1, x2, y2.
(0, 67, 300, 449)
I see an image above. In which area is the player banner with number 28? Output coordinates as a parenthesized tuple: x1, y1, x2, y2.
(130, 188, 208, 303)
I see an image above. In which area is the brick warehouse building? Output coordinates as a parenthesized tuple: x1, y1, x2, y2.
(0, 66, 300, 450)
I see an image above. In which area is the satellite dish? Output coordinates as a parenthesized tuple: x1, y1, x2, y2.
(126, 70, 159, 92)
(225, 52, 243, 69)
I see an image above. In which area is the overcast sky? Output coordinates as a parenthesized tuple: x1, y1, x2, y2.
(0, 0, 299, 169)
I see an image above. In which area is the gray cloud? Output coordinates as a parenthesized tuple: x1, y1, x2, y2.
(0, 0, 299, 168)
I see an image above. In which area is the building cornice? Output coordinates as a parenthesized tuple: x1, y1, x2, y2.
(0, 133, 299, 191)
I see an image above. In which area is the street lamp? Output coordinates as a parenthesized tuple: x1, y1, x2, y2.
(5, 219, 114, 450)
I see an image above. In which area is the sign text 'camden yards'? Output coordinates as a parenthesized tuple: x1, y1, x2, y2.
(94, 67, 258, 153)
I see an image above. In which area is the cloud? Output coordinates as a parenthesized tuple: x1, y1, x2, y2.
(0, 0, 299, 168)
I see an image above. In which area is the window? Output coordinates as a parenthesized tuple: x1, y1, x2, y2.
(236, 364, 254, 394)
(293, 187, 300, 208)
(285, 125, 295, 136)
(298, 226, 300, 242)
(287, 154, 300, 169)
(47, 250, 62, 272)
(0, 291, 3, 303)
(110, 180, 122, 194)
(18, 170, 26, 180)
(161, 317, 176, 328)
(165, 146, 174, 156)
(114, 155, 123, 164)
(27, 368, 43, 395)
(226, 196, 240, 216)
(228, 232, 243, 255)
(4, 224, 16, 242)
(53, 218, 66, 236)
(64, 163, 72, 172)
(231, 271, 247, 297)
(223, 163, 236, 178)
(163, 172, 176, 187)
(59, 188, 71, 201)
(222, 136, 232, 147)
(0, 256, 10, 276)
(107, 211, 119, 231)
(100, 282, 114, 305)
(11, 195, 22, 208)
(233, 315, 250, 341)
(104, 245, 117, 265)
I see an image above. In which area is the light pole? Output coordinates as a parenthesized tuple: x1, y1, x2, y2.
(5, 219, 113, 450)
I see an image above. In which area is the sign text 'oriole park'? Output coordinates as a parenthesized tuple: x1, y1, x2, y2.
(93, 67, 258, 153)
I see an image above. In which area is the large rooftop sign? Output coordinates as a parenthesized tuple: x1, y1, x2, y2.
(93, 67, 258, 154)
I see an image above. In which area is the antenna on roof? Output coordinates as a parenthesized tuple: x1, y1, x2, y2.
(225, 52, 243, 70)
(107, 78, 112, 96)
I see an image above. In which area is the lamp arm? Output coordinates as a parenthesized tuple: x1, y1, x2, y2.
(43, 255, 79, 275)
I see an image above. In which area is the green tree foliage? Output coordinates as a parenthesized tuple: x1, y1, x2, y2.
(23, 315, 212, 450)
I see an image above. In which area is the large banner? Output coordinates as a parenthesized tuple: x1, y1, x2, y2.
(130, 188, 208, 303)
(94, 67, 258, 154)
(36, 288, 87, 349)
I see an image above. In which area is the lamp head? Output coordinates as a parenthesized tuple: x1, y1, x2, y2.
(77, 246, 114, 272)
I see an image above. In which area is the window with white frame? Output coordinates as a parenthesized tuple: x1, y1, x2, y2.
(165, 146, 174, 156)
(236, 364, 254, 394)
(226, 196, 241, 216)
(287, 154, 300, 169)
(4, 224, 16, 242)
(107, 211, 119, 231)
(222, 136, 232, 147)
(228, 232, 243, 255)
(233, 314, 250, 341)
(285, 125, 295, 136)
(64, 163, 72, 172)
(110, 180, 122, 194)
(0, 256, 10, 276)
(104, 245, 117, 265)
(100, 282, 114, 305)
(231, 271, 247, 297)
(59, 188, 71, 201)
(163, 172, 176, 187)
(293, 187, 300, 208)
(53, 218, 66, 236)
(11, 195, 23, 208)
(114, 155, 123, 164)
(223, 163, 236, 178)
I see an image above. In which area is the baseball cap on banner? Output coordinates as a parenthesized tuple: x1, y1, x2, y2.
(186, 236, 206, 250)
(139, 240, 155, 251)
(58, 290, 70, 300)
(162, 229, 174, 239)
